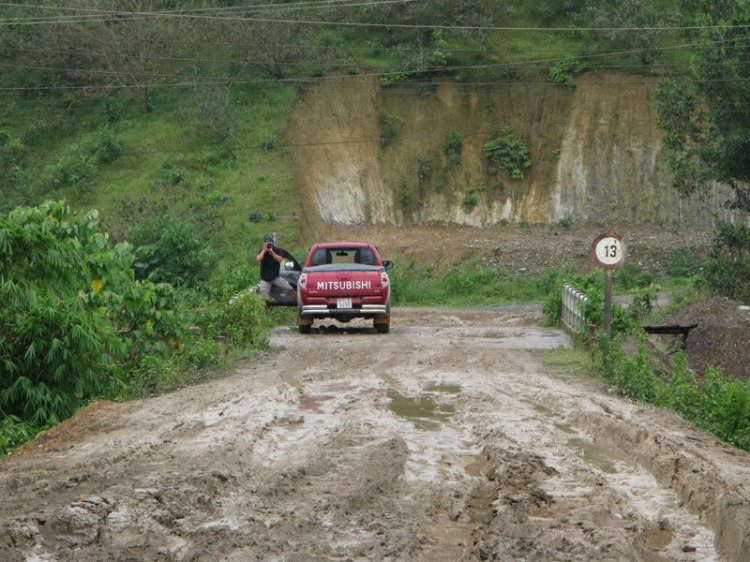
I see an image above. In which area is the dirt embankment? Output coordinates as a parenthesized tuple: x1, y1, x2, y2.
(2, 308, 749, 562)
(663, 297, 750, 381)
(288, 73, 741, 240)
(311, 222, 712, 274)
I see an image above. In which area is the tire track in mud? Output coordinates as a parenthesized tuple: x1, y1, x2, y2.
(0, 308, 748, 561)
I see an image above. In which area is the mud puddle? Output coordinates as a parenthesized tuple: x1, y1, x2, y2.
(566, 437, 618, 474)
(387, 390, 455, 431)
(424, 381, 462, 394)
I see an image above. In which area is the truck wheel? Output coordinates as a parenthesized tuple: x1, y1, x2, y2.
(374, 319, 390, 334)
(297, 308, 312, 334)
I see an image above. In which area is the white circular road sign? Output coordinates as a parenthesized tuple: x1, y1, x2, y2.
(591, 233, 626, 269)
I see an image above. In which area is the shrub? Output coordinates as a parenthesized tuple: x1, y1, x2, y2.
(464, 183, 486, 209)
(417, 157, 432, 180)
(464, 192, 480, 207)
(483, 127, 532, 180)
(703, 219, 750, 304)
(124, 335, 223, 397)
(48, 128, 121, 197)
(380, 69, 410, 87)
(91, 126, 121, 164)
(541, 268, 637, 334)
(592, 334, 750, 451)
(0, 203, 144, 424)
(177, 87, 233, 143)
(0, 416, 42, 457)
(443, 130, 463, 174)
(159, 161, 183, 186)
(195, 292, 269, 347)
(203, 261, 260, 300)
(129, 215, 216, 287)
(557, 216, 575, 228)
(377, 111, 404, 148)
(248, 209, 264, 223)
(445, 129, 463, 156)
(614, 261, 652, 290)
(549, 57, 590, 88)
(666, 248, 703, 278)
(50, 145, 99, 196)
(261, 134, 277, 151)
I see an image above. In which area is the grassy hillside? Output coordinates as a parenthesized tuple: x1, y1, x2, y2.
(1, 82, 302, 263)
(0, 0, 695, 269)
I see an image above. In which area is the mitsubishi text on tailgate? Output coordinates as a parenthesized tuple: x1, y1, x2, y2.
(297, 243, 394, 334)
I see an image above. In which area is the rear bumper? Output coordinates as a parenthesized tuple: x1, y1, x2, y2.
(300, 304, 388, 316)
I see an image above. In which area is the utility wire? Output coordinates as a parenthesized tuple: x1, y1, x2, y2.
(4, 75, 750, 93)
(0, 0, 416, 26)
(3, 46, 379, 67)
(0, 0, 410, 19)
(2, 25, 747, 55)
(1, 7, 750, 31)
(4, 52, 750, 82)
(5, 34, 750, 85)
(8, 36, 750, 64)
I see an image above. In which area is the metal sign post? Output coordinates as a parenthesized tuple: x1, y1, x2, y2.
(591, 233, 626, 338)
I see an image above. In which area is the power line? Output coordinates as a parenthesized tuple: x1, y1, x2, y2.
(5, 74, 750, 93)
(0, 0, 407, 19)
(5, 51, 750, 83)
(0, 0, 413, 22)
(2, 7, 750, 31)
(3, 46, 374, 67)
(3, 25, 747, 56)
(0, 0, 416, 26)
(5, 33, 750, 85)
(9, 37, 750, 66)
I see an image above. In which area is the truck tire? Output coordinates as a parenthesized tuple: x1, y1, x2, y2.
(374, 319, 390, 334)
(297, 308, 312, 334)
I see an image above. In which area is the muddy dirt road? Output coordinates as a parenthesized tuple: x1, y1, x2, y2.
(2, 308, 750, 562)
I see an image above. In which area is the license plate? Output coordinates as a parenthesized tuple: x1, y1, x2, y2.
(337, 298, 352, 309)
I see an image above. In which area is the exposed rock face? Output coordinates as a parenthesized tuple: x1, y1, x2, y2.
(288, 73, 740, 237)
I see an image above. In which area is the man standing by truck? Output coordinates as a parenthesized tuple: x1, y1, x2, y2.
(256, 235, 295, 299)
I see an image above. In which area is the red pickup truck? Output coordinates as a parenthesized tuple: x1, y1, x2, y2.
(297, 243, 394, 334)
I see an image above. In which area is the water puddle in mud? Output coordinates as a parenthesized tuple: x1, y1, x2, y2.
(387, 390, 455, 431)
(566, 438, 617, 474)
(533, 404, 556, 417)
(424, 382, 462, 394)
(644, 529, 673, 549)
(555, 422, 577, 434)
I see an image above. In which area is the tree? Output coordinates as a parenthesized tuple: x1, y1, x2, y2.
(581, 0, 681, 65)
(40, 0, 187, 112)
(653, 2, 750, 213)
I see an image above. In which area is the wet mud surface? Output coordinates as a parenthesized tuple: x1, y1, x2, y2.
(2, 308, 749, 561)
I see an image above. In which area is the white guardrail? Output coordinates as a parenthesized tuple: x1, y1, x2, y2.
(561, 283, 589, 335)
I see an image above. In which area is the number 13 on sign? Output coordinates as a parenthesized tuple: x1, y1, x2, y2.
(593, 236, 625, 268)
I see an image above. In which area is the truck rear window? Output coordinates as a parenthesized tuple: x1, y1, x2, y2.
(309, 247, 377, 266)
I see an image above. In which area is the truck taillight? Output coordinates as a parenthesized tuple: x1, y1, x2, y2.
(381, 271, 389, 288)
(299, 273, 307, 290)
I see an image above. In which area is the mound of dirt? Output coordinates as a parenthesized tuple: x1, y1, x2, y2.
(666, 297, 750, 381)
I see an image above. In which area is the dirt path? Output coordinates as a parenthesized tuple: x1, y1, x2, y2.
(2, 308, 749, 562)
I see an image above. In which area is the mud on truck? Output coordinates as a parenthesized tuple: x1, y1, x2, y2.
(296, 243, 394, 334)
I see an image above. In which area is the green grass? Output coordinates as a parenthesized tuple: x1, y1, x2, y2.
(538, 348, 592, 373)
(391, 260, 557, 306)
(4, 80, 301, 268)
(594, 334, 750, 450)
